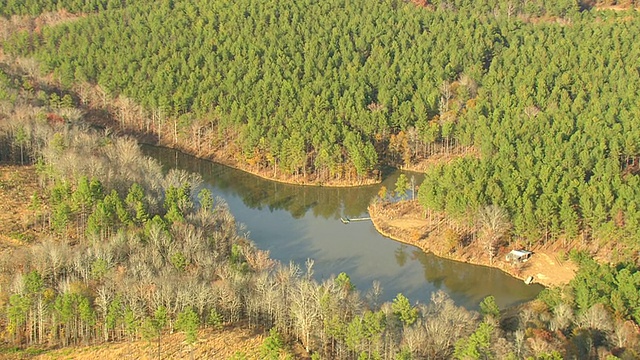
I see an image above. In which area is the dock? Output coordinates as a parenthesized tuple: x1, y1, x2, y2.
(340, 217, 371, 224)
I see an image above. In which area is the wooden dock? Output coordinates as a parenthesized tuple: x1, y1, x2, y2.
(340, 217, 371, 224)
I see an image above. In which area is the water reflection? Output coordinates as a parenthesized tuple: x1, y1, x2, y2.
(142, 145, 409, 219)
(142, 145, 543, 310)
(408, 250, 542, 308)
(395, 245, 409, 267)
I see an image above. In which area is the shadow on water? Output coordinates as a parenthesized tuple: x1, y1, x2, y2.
(142, 145, 543, 310)
(410, 250, 543, 308)
(142, 144, 412, 219)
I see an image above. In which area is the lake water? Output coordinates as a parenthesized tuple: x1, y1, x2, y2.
(143, 145, 543, 310)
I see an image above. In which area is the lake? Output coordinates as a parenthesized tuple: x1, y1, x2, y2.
(143, 145, 543, 310)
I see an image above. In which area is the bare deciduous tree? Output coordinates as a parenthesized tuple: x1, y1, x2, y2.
(478, 205, 511, 264)
(420, 290, 478, 358)
(550, 302, 574, 333)
(291, 278, 321, 352)
(577, 303, 613, 332)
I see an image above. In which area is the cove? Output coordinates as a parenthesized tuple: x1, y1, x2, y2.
(142, 145, 543, 310)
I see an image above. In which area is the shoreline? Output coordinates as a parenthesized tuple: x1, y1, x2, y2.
(98, 122, 383, 188)
(368, 201, 577, 288)
(140, 140, 382, 188)
(369, 212, 533, 283)
(141, 129, 576, 288)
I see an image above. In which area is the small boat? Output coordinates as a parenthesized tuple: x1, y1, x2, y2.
(524, 276, 534, 285)
(340, 217, 350, 224)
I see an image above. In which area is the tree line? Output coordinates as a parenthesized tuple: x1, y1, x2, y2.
(4, 0, 504, 182)
(0, 0, 147, 17)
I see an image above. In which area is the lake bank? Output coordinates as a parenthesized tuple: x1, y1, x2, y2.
(368, 200, 578, 288)
(86, 111, 381, 188)
(137, 139, 381, 188)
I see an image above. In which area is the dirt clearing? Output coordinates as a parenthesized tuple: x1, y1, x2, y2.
(370, 200, 577, 288)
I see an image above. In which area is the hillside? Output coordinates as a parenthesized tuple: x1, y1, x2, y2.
(3, 0, 640, 253)
(0, 166, 289, 360)
(0, 165, 41, 249)
(2, 0, 640, 358)
(1, 322, 274, 360)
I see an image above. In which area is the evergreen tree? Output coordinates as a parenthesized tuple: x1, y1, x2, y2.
(454, 322, 493, 360)
(394, 174, 410, 200)
(391, 293, 418, 326)
(479, 296, 500, 322)
(197, 188, 214, 212)
(176, 307, 200, 360)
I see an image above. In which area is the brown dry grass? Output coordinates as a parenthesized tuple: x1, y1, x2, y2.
(369, 200, 577, 288)
(593, 4, 638, 11)
(0, 165, 42, 250)
(400, 147, 479, 173)
(2, 325, 291, 360)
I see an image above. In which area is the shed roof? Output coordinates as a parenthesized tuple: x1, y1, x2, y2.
(508, 249, 533, 257)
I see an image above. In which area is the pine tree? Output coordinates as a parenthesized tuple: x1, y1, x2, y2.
(394, 174, 410, 200)
(453, 322, 493, 360)
(197, 188, 214, 212)
(392, 293, 418, 326)
(479, 296, 500, 322)
(176, 307, 200, 360)
(260, 328, 285, 360)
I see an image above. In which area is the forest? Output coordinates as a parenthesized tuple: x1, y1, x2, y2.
(1, 0, 640, 358)
(0, 0, 587, 184)
(3, 0, 640, 253)
(0, 62, 639, 359)
(0, 0, 143, 16)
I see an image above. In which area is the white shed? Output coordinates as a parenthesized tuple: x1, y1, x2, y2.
(506, 249, 533, 263)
